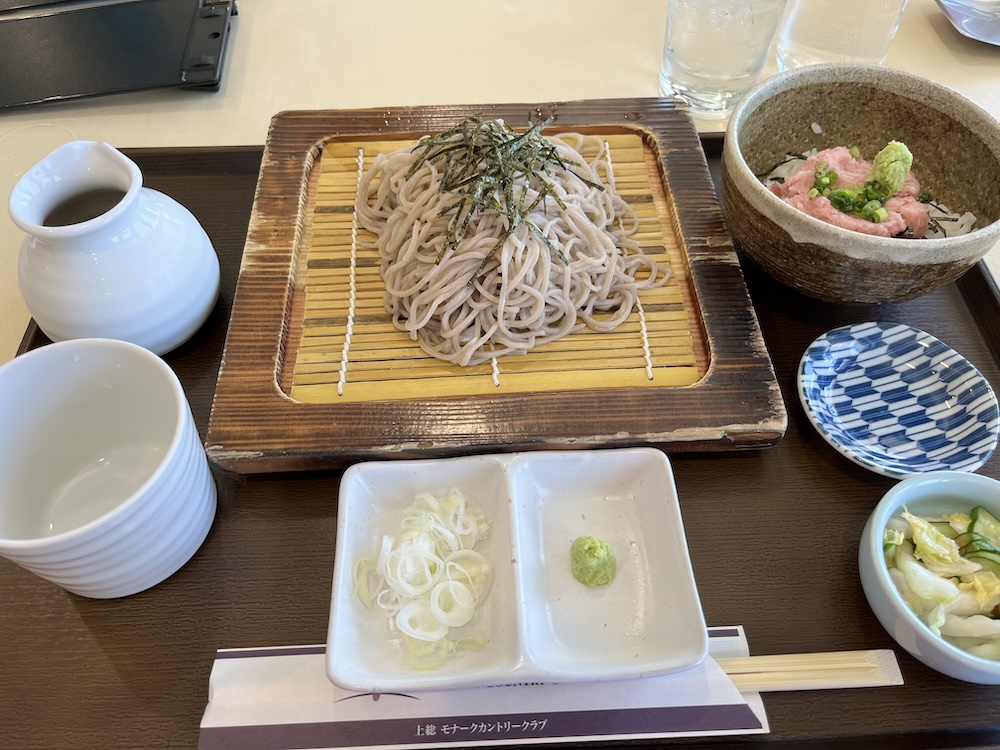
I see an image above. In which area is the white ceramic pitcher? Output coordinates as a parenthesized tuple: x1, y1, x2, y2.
(8, 141, 220, 355)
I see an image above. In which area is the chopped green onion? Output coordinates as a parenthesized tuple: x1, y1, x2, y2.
(355, 488, 493, 671)
(812, 162, 838, 192)
(861, 199, 883, 219)
(829, 189, 858, 213)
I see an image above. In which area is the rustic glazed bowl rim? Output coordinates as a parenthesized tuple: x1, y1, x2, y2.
(724, 63, 1000, 250)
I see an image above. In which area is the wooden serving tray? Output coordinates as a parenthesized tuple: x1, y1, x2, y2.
(206, 99, 786, 473)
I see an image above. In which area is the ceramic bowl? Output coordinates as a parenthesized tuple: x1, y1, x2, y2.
(327, 448, 707, 692)
(859, 471, 1000, 684)
(0, 338, 216, 598)
(722, 64, 1000, 304)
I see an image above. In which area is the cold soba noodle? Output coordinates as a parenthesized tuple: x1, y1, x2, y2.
(355, 118, 668, 366)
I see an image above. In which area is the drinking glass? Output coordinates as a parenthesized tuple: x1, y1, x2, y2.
(659, 0, 787, 118)
(775, 0, 909, 70)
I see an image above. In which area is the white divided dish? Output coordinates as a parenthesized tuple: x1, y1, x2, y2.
(327, 448, 708, 692)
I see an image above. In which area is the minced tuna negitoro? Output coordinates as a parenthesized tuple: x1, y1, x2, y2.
(765, 141, 976, 239)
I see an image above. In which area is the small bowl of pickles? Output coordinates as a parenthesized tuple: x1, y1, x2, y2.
(859, 471, 1000, 684)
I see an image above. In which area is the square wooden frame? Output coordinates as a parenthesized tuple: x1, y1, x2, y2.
(206, 99, 786, 473)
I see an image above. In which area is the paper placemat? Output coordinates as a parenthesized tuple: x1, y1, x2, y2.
(199, 626, 768, 749)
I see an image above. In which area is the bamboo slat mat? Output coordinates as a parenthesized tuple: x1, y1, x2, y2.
(283, 133, 702, 404)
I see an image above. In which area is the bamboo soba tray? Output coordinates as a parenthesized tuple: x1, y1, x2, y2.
(206, 99, 786, 473)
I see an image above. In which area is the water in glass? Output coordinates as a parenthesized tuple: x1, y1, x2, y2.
(776, 0, 909, 70)
(660, 0, 787, 116)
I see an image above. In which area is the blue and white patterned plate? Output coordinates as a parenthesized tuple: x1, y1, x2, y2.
(798, 322, 1000, 478)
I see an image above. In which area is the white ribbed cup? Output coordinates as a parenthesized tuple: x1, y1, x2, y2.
(0, 338, 216, 598)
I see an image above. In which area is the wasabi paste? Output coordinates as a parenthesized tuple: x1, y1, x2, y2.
(570, 535, 616, 587)
(871, 140, 913, 198)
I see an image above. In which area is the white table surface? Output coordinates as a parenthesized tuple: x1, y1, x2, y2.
(1, 0, 998, 364)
